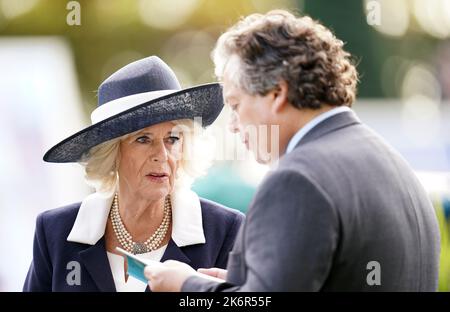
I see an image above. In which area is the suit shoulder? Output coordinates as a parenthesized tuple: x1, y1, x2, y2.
(199, 197, 245, 226)
(37, 202, 81, 231)
(279, 123, 385, 168)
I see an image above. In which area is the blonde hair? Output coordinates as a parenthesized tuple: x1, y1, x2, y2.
(79, 119, 213, 194)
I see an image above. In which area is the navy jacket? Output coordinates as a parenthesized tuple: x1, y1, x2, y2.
(23, 198, 244, 292)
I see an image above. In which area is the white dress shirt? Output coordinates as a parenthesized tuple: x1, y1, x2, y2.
(106, 245, 167, 292)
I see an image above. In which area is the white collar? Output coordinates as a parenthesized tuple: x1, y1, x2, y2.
(67, 187, 206, 247)
(285, 106, 351, 154)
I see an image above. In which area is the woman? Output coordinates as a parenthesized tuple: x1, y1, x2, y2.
(23, 56, 244, 292)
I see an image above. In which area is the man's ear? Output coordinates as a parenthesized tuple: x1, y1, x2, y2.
(271, 80, 289, 114)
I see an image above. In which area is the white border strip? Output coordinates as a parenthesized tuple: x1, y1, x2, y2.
(91, 89, 178, 124)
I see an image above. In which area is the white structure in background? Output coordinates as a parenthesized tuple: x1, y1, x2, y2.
(0, 37, 90, 291)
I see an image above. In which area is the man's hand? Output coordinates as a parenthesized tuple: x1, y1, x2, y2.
(197, 267, 228, 280)
(144, 260, 196, 292)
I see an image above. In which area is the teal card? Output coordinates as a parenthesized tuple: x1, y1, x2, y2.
(125, 255, 148, 283)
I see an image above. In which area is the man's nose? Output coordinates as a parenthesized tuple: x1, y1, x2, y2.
(228, 113, 240, 134)
(150, 140, 168, 162)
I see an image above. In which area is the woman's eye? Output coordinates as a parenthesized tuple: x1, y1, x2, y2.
(136, 136, 150, 143)
(166, 136, 180, 144)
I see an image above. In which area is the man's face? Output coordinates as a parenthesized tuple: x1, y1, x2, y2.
(223, 71, 279, 164)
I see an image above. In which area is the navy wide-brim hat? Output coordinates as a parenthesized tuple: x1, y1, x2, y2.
(43, 56, 223, 163)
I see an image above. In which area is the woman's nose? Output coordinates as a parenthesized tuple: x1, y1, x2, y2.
(150, 141, 168, 162)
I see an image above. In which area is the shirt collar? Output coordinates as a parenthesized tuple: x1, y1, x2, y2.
(66, 187, 206, 247)
(285, 106, 351, 154)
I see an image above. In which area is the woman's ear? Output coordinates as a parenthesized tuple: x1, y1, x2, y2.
(271, 80, 289, 114)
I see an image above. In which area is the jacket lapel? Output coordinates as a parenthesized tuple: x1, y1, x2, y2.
(79, 237, 116, 292)
(145, 239, 192, 292)
(160, 239, 192, 263)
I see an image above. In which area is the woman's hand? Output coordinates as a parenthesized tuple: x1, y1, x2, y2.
(197, 267, 228, 280)
(144, 260, 196, 292)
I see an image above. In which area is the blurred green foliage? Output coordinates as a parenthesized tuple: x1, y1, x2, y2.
(1, 0, 447, 102)
(2, 0, 443, 113)
(304, 0, 443, 99)
(435, 198, 450, 291)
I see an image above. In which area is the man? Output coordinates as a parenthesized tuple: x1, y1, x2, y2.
(145, 10, 440, 291)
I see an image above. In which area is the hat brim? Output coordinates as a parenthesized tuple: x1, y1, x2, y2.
(43, 83, 223, 163)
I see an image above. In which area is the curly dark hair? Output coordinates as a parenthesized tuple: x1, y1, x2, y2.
(212, 10, 358, 109)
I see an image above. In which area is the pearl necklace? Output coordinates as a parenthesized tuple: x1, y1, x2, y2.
(110, 193, 172, 254)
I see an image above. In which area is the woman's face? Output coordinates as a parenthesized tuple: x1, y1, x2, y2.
(118, 121, 183, 201)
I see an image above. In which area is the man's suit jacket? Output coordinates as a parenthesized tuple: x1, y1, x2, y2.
(23, 198, 244, 291)
(182, 110, 441, 291)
